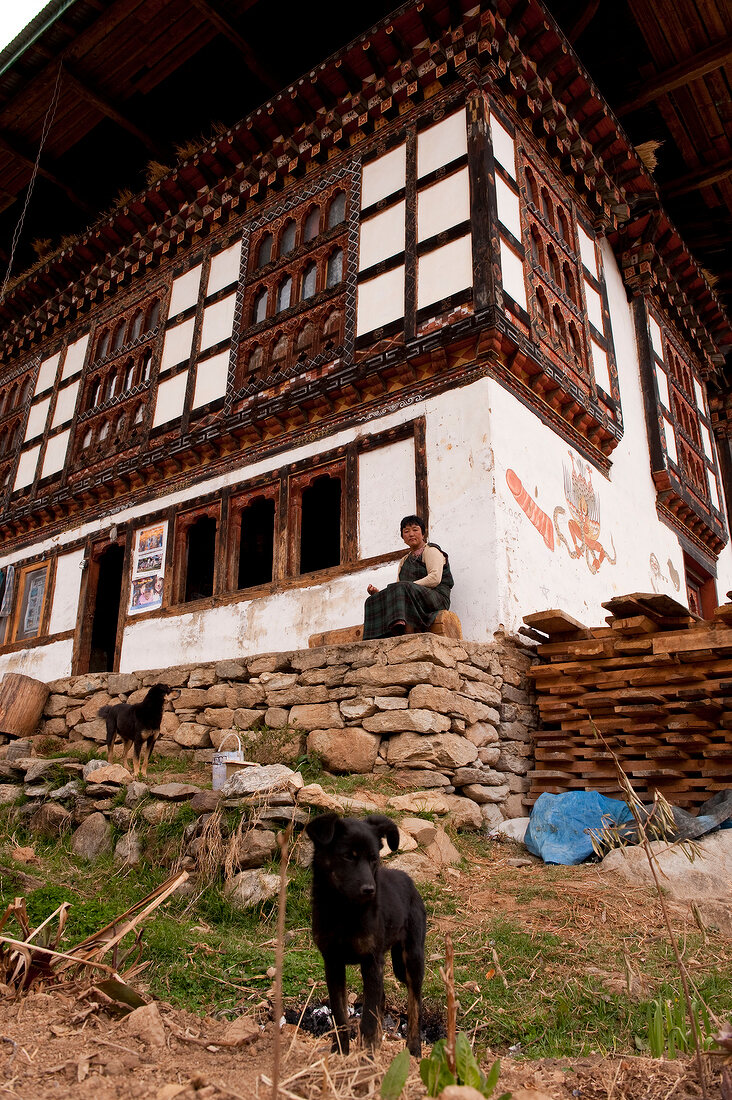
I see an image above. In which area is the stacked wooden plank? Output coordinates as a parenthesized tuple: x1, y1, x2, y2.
(524, 593, 732, 810)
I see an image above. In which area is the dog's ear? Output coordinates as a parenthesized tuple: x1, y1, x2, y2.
(305, 813, 340, 848)
(364, 814, 400, 852)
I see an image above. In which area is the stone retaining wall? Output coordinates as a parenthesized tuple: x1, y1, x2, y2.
(34, 632, 538, 824)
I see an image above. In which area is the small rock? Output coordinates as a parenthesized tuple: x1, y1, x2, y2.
(0, 785, 23, 805)
(507, 858, 532, 868)
(224, 870, 280, 909)
(388, 790, 451, 814)
(24, 783, 51, 799)
(439, 1085, 487, 1100)
(190, 790, 221, 814)
(29, 802, 71, 836)
(297, 783, 344, 812)
(86, 783, 121, 798)
(491, 817, 530, 842)
(122, 1002, 166, 1048)
(220, 764, 303, 799)
(82, 758, 110, 780)
(115, 830, 143, 865)
(23, 758, 73, 784)
(82, 764, 132, 786)
(6, 739, 33, 762)
(149, 783, 203, 801)
(400, 817, 438, 846)
(423, 825, 461, 867)
(50, 780, 81, 801)
(233, 829, 278, 869)
(125, 781, 149, 807)
(222, 1015, 259, 1045)
(71, 812, 113, 860)
(393, 769, 451, 790)
(141, 802, 176, 826)
(110, 807, 133, 831)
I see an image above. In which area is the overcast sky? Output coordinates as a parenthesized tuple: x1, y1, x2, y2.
(0, 0, 51, 53)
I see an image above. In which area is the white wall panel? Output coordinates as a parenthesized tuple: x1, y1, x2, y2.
(51, 379, 80, 428)
(495, 175, 521, 239)
(24, 396, 51, 441)
(153, 372, 188, 427)
(169, 265, 202, 317)
(417, 169, 470, 241)
(160, 318, 195, 373)
(417, 234, 472, 310)
(701, 423, 714, 460)
(207, 240, 242, 295)
(193, 350, 229, 409)
(663, 417, 678, 464)
(62, 334, 89, 379)
(500, 239, 527, 310)
(359, 202, 405, 270)
(361, 145, 406, 208)
(356, 266, 405, 335)
(590, 340, 611, 392)
(709, 471, 721, 511)
(417, 109, 467, 178)
(655, 364, 669, 409)
(35, 354, 59, 395)
(0, 638, 74, 681)
(694, 378, 705, 410)
(489, 114, 516, 179)
(578, 225, 598, 277)
(13, 445, 40, 490)
(48, 549, 85, 634)
(358, 439, 416, 559)
(584, 279, 603, 331)
(200, 293, 236, 351)
(40, 430, 70, 480)
(648, 315, 663, 358)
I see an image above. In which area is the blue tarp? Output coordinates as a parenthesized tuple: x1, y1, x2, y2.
(524, 789, 732, 865)
(524, 791, 634, 865)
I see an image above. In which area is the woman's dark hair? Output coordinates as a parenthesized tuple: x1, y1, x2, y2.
(400, 514, 426, 535)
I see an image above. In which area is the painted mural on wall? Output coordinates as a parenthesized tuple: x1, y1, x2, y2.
(649, 552, 681, 593)
(506, 452, 616, 575)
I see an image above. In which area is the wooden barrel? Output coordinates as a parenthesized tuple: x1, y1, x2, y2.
(430, 610, 463, 639)
(0, 673, 50, 738)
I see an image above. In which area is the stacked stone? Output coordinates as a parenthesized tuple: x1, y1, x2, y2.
(32, 632, 537, 822)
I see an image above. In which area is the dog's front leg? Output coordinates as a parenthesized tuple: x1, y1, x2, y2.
(324, 955, 350, 1054)
(359, 953, 384, 1050)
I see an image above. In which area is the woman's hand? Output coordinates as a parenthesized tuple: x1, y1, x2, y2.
(367, 584, 379, 595)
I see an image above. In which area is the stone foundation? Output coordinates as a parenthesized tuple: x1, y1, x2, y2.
(32, 632, 538, 824)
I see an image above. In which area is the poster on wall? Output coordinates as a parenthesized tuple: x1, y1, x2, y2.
(128, 522, 167, 614)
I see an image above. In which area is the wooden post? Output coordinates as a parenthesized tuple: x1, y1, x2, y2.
(0, 674, 50, 738)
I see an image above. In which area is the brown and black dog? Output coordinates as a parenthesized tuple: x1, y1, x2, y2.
(305, 813, 425, 1056)
(99, 682, 173, 777)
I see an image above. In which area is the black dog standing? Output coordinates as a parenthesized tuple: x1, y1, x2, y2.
(305, 813, 426, 1056)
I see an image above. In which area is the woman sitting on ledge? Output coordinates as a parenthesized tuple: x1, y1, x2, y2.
(363, 514, 454, 640)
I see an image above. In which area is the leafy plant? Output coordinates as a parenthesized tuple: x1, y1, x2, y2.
(647, 995, 715, 1058)
(419, 1035, 509, 1099)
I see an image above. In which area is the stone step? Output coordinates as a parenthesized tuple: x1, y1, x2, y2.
(308, 610, 463, 648)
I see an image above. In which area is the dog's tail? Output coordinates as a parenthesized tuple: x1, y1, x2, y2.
(98, 705, 112, 719)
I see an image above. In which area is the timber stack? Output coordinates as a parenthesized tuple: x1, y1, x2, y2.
(524, 592, 732, 811)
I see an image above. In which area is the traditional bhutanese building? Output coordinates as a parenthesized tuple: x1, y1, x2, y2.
(0, 0, 731, 677)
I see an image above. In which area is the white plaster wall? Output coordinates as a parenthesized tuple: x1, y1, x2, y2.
(193, 350, 229, 409)
(417, 169, 470, 241)
(51, 379, 80, 428)
(153, 371, 188, 427)
(488, 238, 689, 631)
(361, 145, 406, 208)
(207, 240, 241, 295)
(48, 548, 85, 634)
(169, 265, 202, 317)
(0, 638, 73, 681)
(359, 203, 405, 270)
(25, 397, 51, 441)
(35, 354, 60, 395)
(40, 429, 70, 480)
(417, 234, 472, 310)
(14, 444, 40, 491)
(200, 293, 236, 351)
(356, 266, 405, 335)
(160, 318, 195, 373)
(417, 109, 467, 178)
(358, 438, 416, 559)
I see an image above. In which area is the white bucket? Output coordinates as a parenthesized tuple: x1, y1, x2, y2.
(212, 733, 244, 790)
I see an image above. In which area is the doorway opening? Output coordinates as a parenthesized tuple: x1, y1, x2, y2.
(88, 543, 124, 672)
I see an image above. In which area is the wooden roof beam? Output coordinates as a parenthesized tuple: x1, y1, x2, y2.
(664, 156, 732, 199)
(62, 65, 165, 158)
(0, 131, 91, 213)
(188, 0, 281, 92)
(617, 34, 732, 117)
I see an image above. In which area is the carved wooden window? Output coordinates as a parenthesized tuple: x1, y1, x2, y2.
(327, 191, 346, 228)
(11, 561, 50, 642)
(257, 233, 274, 268)
(302, 262, 318, 300)
(280, 219, 297, 257)
(290, 466, 344, 576)
(173, 503, 221, 605)
(229, 488, 277, 591)
(326, 249, 343, 289)
(253, 287, 268, 323)
(276, 276, 292, 312)
(304, 207, 320, 242)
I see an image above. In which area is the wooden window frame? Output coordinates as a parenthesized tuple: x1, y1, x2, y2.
(172, 500, 222, 606)
(287, 460, 347, 579)
(228, 483, 280, 594)
(11, 560, 52, 643)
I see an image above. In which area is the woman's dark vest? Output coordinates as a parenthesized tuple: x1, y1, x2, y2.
(399, 542, 453, 605)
